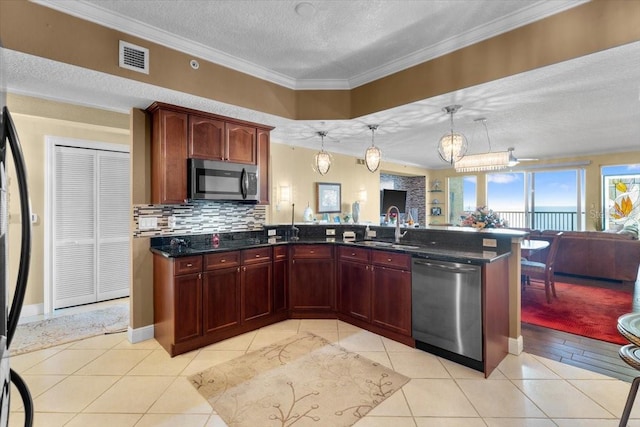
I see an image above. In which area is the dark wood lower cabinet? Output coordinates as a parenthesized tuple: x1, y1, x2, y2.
(273, 246, 288, 313)
(371, 266, 411, 336)
(173, 273, 202, 343)
(242, 261, 272, 322)
(289, 245, 335, 316)
(203, 267, 241, 334)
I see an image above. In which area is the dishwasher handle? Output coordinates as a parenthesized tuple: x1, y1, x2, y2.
(413, 259, 478, 274)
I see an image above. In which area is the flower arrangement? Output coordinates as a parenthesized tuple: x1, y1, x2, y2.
(461, 206, 506, 228)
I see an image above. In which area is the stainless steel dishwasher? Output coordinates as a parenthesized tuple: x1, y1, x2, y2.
(412, 258, 482, 371)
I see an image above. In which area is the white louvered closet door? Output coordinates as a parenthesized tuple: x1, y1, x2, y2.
(54, 146, 130, 309)
(97, 151, 130, 301)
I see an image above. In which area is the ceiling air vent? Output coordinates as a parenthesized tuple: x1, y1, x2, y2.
(119, 40, 149, 74)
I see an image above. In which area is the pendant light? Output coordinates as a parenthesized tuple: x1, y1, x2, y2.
(364, 124, 381, 172)
(437, 105, 468, 165)
(313, 131, 332, 175)
(454, 118, 520, 172)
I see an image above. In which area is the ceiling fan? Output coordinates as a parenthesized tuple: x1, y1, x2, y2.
(507, 147, 539, 166)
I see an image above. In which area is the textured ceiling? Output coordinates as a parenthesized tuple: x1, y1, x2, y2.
(4, 0, 640, 170)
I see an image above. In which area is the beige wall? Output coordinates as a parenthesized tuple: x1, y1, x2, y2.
(268, 143, 430, 225)
(6, 94, 129, 309)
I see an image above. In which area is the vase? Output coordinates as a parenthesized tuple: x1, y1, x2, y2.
(352, 201, 360, 223)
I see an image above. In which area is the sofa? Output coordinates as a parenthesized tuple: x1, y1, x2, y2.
(524, 229, 640, 284)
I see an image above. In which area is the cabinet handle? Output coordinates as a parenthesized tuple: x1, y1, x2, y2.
(255, 254, 260, 258)
(310, 250, 315, 254)
(237, 267, 240, 272)
(366, 265, 369, 270)
(186, 263, 193, 267)
(351, 252, 356, 256)
(198, 273, 201, 279)
(220, 259, 226, 263)
(387, 258, 392, 262)
(243, 266, 246, 271)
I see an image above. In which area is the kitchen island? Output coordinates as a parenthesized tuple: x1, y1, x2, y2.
(150, 224, 526, 377)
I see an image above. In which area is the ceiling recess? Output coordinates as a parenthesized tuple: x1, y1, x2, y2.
(119, 40, 149, 74)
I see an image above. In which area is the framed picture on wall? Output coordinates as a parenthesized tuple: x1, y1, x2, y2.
(316, 182, 341, 213)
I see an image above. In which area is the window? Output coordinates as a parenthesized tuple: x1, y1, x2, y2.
(448, 176, 477, 225)
(487, 168, 586, 230)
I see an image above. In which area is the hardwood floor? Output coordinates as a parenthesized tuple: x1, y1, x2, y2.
(521, 273, 640, 383)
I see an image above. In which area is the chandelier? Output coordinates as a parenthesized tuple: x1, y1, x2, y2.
(313, 131, 332, 175)
(437, 105, 468, 164)
(454, 118, 519, 172)
(364, 124, 381, 172)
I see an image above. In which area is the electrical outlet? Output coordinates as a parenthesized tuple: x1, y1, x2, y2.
(367, 230, 377, 238)
(139, 217, 157, 230)
(326, 228, 336, 236)
(483, 238, 497, 248)
(167, 216, 177, 229)
(268, 229, 276, 236)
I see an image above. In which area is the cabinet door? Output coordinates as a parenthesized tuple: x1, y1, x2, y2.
(174, 273, 202, 343)
(188, 116, 225, 160)
(226, 123, 257, 164)
(273, 247, 288, 313)
(152, 109, 188, 204)
(338, 260, 371, 322)
(290, 258, 335, 311)
(257, 128, 270, 204)
(371, 266, 412, 336)
(203, 267, 241, 334)
(242, 262, 272, 322)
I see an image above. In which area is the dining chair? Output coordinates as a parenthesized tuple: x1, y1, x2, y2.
(521, 232, 563, 303)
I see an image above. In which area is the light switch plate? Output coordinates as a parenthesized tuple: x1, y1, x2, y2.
(139, 217, 157, 230)
(326, 229, 336, 236)
(267, 229, 276, 236)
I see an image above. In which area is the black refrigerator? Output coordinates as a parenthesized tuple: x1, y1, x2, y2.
(0, 97, 35, 425)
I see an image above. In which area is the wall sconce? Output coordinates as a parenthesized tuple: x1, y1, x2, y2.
(279, 185, 291, 203)
(357, 190, 368, 203)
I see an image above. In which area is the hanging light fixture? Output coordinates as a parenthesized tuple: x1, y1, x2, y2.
(313, 131, 332, 175)
(454, 118, 520, 172)
(364, 124, 381, 172)
(437, 105, 468, 164)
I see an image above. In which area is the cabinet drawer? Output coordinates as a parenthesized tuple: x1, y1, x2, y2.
(371, 250, 411, 270)
(242, 247, 272, 264)
(174, 256, 202, 275)
(339, 246, 370, 262)
(205, 251, 241, 270)
(291, 244, 333, 259)
(273, 245, 288, 259)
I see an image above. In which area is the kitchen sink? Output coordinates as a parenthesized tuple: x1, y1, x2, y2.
(391, 244, 420, 250)
(360, 241, 420, 250)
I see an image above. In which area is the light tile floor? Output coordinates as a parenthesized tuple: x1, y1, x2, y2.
(8, 316, 640, 426)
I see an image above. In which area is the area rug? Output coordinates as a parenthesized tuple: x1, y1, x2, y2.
(10, 303, 129, 355)
(188, 331, 409, 427)
(521, 281, 632, 345)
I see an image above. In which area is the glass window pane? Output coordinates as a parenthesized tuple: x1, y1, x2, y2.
(487, 172, 525, 228)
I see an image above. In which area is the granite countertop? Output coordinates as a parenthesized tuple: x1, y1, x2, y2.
(151, 237, 509, 264)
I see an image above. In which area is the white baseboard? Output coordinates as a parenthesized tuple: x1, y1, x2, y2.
(128, 324, 154, 344)
(18, 303, 43, 318)
(509, 335, 524, 355)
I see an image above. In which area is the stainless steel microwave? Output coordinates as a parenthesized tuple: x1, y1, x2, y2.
(188, 159, 259, 202)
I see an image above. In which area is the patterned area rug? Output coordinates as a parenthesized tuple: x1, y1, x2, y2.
(10, 303, 129, 355)
(189, 331, 409, 427)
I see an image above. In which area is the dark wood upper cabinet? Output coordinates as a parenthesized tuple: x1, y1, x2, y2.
(188, 115, 225, 160)
(147, 102, 273, 204)
(150, 107, 188, 204)
(226, 123, 257, 164)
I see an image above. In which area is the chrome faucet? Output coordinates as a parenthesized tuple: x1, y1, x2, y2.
(290, 203, 300, 241)
(386, 205, 407, 243)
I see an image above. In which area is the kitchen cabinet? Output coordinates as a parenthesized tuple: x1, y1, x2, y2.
(149, 107, 188, 204)
(241, 247, 272, 323)
(337, 246, 411, 340)
(147, 102, 273, 204)
(289, 245, 335, 315)
(203, 251, 241, 334)
(226, 123, 257, 164)
(273, 245, 288, 314)
(188, 115, 225, 160)
(338, 246, 371, 322)
(370, 250, 412, 336)
(153, 254, 203, 355)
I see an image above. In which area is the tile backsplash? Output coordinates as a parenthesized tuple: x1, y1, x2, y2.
(133, 201, 266, 238)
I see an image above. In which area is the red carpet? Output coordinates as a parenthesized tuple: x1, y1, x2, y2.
(521, 280, 633, 345)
